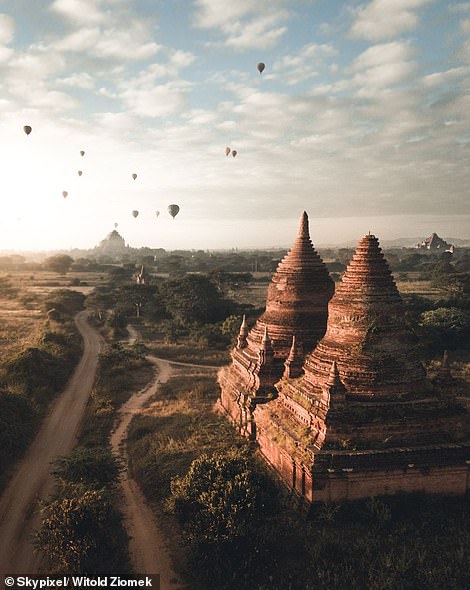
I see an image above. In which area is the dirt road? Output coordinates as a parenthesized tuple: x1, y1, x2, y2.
(112, 326, 218, 589)
(0, 311, 103, 577)
(110, 356, 184, 589)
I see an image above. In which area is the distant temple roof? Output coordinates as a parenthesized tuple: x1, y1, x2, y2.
(417, 232, 453, 251)
(97, 228, 128, 255)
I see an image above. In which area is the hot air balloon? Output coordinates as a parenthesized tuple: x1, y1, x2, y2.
(257, 62, 265, 75)
(231, 150, 237, 158)
(132, 173, 137, 180)
(78, 170, 83, 176)
(114, 222, 118, 228)
(62, 191, 68, 198)
(80, 150, 85, 156)
(155, 210, 160, 218)
(225, 147, 231, 156)
(23, 125, 32, 136)
(132, 210, 139, 218)
(168, 204, 180, 219)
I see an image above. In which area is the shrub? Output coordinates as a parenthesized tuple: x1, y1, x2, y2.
(168, 449, 277, 545)
(36, 488, 129, 575)
(52, 447, 122, 491)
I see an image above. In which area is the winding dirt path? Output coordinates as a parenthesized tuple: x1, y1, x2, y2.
(110, 356, 181, 589)
(0, 311, 103, 577)
(111, 325, 219, 589)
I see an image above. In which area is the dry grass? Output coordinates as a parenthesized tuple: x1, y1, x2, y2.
(395, 280, 442, 298)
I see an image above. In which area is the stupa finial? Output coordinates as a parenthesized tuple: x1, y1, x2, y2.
(298, 211, 310, 240)
(236, 314, 248, 349)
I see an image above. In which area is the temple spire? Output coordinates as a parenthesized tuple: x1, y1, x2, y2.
(297, 211, 310, 240)
(283, 335, 304, 379)
(259, 326, 274, 366)
(324, 361, 346, 404)
(236, 315, 248, 349)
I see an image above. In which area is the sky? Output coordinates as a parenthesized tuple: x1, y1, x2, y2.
(0, 0, 469, 251)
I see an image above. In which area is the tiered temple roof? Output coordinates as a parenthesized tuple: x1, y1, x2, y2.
(247, 211, 334, 356)
(299, 233, 427, 401)
(252, 233, 470, 502)
(217, 211, 334, 437)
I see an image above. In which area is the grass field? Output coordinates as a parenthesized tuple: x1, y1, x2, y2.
(0, 270, 105, 362)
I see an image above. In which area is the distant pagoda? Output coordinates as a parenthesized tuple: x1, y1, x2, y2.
(417, 232, 454, 252)
(96, 229, 128, 257)
(218, 211, 334, 438)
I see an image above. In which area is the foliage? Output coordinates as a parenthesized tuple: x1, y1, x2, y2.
(208, 271, 253, 294)
(5, 347, 64, 399)
(52, 447, 121, 491)
(44, 255, 74, 275)
(221, 314, 243, 342)
(0, 391, 37, 474)
(43, 289, 85, 318)
(160, 275, 230, 326)
(115, 284, 165, 320)
(168, 449, 276, 545)
(78, 342, 153, 447)
(36, 488, 129, 575)
(420, 307, 470, 350)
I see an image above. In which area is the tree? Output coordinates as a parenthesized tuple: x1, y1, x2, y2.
(161, 275, 229, 325)
(43, 289, 85, 317)
(115, 284, 165, 320)
(0, 391, 37, 471)
(168, 449, 276, 545)
(52, 447, 121, 491)
(420, 307, 470, 350)
(44, 255, 74, 274)
(208, 271, 252, 295)
(36, 488, 128, 574)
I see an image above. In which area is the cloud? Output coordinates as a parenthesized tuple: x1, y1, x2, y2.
(350, 0, 432, 41)
(0, 13, 14, 44)
(194, 0, 289, 50)
(54, 22, 160, 61)
(50, 0, 110, 24)
(422, 66, 469, 87)
(350, 41, 416, 93)
(0, 13, 14, 62)
(119, 80, 191, 118)
(462, 17, 470, 32)
(56, 71, 95, 89)
(271, 43, 336, 85)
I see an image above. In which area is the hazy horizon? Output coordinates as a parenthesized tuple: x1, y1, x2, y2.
(0, 1, 469, 251)
(1, 212, 469, 255)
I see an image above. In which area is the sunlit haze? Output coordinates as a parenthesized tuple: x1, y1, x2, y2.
(0, 0, 469, 251)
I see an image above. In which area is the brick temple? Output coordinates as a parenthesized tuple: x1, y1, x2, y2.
(218, 212, 334, 437)
(218, 213, 470, 502)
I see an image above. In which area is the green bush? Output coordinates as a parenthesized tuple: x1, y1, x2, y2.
(36, 488, 129, 575)
(0, 391, 38, 472)
(52, 447, 122, 491)
(168, 449, 277, 545)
